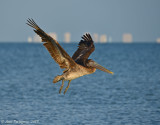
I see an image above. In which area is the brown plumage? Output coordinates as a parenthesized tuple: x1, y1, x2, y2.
(26, 18, 113, 94)
(72, 33, 95, 66)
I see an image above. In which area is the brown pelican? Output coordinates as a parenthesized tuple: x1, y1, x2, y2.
(26, 18, 113, 94)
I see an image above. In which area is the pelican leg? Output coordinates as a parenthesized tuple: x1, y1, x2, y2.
(59, 80, 64, 94)
(64, 80, 71, 94)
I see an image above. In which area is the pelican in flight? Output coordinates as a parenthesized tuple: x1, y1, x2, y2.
(26, 18, 113, 94)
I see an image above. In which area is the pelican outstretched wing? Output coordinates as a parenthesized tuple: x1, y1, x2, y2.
(26, 18, 76, 69)
(72, 33, 95, 66)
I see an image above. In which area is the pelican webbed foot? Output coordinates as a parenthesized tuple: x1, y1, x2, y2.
(64, 80, 72, 94)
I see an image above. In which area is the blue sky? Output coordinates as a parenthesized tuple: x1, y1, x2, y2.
(0, 0, 160, 42)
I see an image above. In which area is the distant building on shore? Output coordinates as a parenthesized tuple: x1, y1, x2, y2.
(27, 37, 32, 43)
(64, 32, 71, 43)
(93, 33, 99, 43)
(99, 34, 107, 43)
(156, 38, 160, 43)
(108, 36, 112, 43)
(122, 33, 133, 43)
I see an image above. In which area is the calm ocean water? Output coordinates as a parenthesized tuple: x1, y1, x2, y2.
(0, 43, 160, 125)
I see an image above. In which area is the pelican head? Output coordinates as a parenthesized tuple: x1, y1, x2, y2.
(86, 59, 114, 75)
